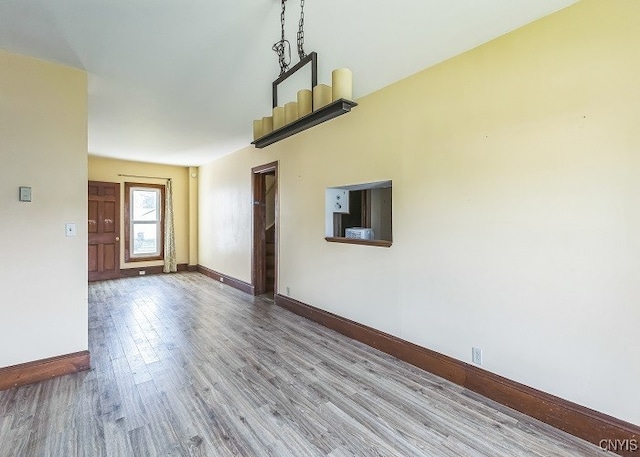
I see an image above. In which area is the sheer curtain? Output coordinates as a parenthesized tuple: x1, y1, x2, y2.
(163, 179, 177, 273)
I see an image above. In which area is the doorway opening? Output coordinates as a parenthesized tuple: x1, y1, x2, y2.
(252, 161, 278, 298)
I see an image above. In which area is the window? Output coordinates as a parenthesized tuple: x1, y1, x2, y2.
(124, 183, 165, 262)
(325, 180, 392, 247)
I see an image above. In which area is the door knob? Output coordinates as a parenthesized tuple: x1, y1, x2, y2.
(115, 237, 120, 241)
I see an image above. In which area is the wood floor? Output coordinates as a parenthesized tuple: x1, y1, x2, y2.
(0, 273, 606, 456)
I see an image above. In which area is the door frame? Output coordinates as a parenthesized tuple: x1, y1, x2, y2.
(251, 161, 278, 296)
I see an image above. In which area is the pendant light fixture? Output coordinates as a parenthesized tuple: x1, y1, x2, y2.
(251, 0, 357, 149)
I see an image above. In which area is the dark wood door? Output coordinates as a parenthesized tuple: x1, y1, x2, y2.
(88, 181, 120, 281)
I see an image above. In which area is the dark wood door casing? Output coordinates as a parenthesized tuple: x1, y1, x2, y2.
(88, 181, 121, 281)
(251, 162, 278, 296)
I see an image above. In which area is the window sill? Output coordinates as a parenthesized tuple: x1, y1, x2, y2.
(325, 237, 392, 248)
(125, 255, 164, 263)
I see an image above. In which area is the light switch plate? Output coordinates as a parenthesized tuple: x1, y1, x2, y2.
(65, 223, 77, 237)
(19, 186, 32, 202)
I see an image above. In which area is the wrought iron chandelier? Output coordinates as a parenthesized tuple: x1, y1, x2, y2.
(252, 0, 357, 148)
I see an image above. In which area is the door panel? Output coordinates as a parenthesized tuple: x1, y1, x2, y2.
(104, 201, 116, 233)
(88, 200, 98, 234)
(88, 244, 98, 272)
(88, 181, 120, 281)
(103, 243, 116, 270)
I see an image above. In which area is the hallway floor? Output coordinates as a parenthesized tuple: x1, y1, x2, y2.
(0, 273, 604, 456)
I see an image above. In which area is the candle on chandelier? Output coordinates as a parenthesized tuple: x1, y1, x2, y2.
(297, 89, 312, 117)
(273, 106, 285, 130)
(262, 116, 273, 135)
(313, 84, 332, 110)
(253, 120, 263, 140)
(285, 102, 298, 124)
(332, 68, 352, 101)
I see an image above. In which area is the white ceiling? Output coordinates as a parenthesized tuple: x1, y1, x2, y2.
(0, 0, 577, 166)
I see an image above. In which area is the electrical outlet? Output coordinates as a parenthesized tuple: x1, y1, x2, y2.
(472, 347, 482, 365)
(139, 270, 146, 276)
(286, 287, 290, 296)
(219, 276, 224, 283)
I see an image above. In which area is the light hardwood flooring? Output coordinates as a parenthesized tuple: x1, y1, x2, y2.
(0, 273, 606, 456)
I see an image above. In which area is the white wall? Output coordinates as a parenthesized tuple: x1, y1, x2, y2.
(199, 0, 639, 425)
(0, 49, 88, 367)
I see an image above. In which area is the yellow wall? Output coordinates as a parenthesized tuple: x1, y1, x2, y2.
(88, 156, 194, 269)
(0, 49, 88, 367)
(199, 0, 640, 426)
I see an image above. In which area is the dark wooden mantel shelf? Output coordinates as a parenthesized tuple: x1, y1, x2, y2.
(252, 99, 358, 149)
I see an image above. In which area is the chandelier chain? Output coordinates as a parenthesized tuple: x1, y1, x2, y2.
(272, 0, 291, 75)
(297, 0, 306, 60)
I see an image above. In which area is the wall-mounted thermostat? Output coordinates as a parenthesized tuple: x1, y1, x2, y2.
(19, 186, 32, 202)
